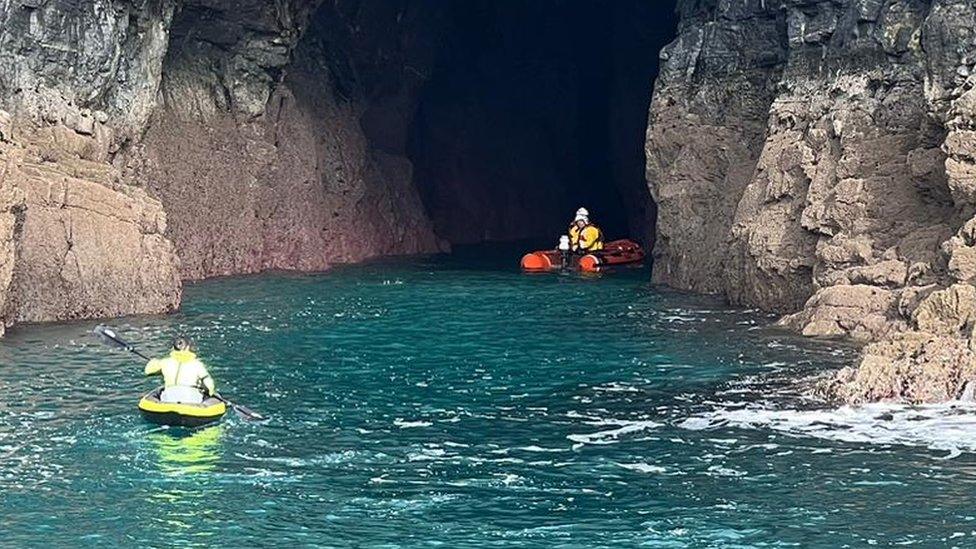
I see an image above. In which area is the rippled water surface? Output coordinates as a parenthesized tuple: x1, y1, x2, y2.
(4, 246, 976, 547)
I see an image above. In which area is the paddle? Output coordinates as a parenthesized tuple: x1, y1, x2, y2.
(92, 324, 265, 421)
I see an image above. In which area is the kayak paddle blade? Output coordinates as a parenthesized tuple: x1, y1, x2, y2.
(92, 324, 150, 360)
(93, 324, 129, 349)
(234, 404, 264, 421)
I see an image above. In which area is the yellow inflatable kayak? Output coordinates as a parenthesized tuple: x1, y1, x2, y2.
(138, 387, 227, 427)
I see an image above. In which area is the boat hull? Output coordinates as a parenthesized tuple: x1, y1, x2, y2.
(138, 387, 227, 428)
(521, 239, 645, 272)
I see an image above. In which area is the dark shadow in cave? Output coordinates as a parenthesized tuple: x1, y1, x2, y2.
(407, 0, 679, 248)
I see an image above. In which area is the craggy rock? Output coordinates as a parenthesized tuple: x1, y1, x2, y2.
(0, 0, 182, 331)
(645, 0, 787, 297)
(778, 284, 903, 341)
(650, 0, 958, 313)
(0, 109, 11, 142)
(944, 217, 976, 283)
(129, 97, 442, 279)
(124, 0, 444, 279)
(0, 151, 24, 337)
(0, 132, 180, 330)
(911, 284, 976, 336)
(0, 0, 444, 331)
(650, 0, 976, 402)
(846, 260, 909, 289)
(0, 0, 176, 145)
(825, 333, 976, 404)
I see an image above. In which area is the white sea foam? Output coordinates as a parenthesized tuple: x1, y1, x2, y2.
(679, 401, 976, 457)
(394, 418, 432, 428)
(407, 447, 448, 462)
(567, 420, 662, 447)
(615, 462, 666, 474)
(516, 445, 567, 453)
(593, 383, 640, 393)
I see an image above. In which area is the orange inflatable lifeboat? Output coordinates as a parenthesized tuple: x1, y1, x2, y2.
(521, 239, 645, 273)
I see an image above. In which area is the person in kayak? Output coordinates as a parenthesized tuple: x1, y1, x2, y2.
(144, 336, 216, 404)
(568, 207, 604, 253)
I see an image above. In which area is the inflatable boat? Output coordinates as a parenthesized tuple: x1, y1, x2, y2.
(138, 387, 227, 427)
(521, 239, 645, 273)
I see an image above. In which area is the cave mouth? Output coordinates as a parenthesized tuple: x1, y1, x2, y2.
(407, 0, 678, 248)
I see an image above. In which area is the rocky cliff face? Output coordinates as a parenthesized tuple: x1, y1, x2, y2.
(648, 0, 976, 403)
(0, 1, 181, 334)
(6, 0, 976, 410)
(122, 0, 443, 280)
(0, 0, 443, 332)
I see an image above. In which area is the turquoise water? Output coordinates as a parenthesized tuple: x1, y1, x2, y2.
(3, 246, 976, 547)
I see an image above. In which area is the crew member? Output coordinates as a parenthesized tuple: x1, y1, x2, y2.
(567, 207, 604, 253)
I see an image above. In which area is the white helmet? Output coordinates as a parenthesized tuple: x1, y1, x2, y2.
(576, 207, 589, 218)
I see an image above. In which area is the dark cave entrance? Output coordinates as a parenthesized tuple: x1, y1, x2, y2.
(407, 0, 679, 248)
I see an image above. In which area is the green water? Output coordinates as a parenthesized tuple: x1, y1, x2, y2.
(3, 247, 976, 547)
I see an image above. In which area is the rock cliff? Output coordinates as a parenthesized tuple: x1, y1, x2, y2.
(648, 0, 976, 403)
(0, 1, 181, 333)
(123, 0, 444, 279)
(0, 0, 443, 331)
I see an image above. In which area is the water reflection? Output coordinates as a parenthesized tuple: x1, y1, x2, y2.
(148, 426, 223, 475)
(145, 426, 224, 545)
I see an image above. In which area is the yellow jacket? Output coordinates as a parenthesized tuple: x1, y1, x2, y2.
(569, 223, 604, 252)
(145, 350, 216, 395)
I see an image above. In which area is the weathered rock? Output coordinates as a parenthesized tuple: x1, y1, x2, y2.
(846, 260, 909, 288)
(0, 0, 184, 332)
(0, 109, 11, 142)
(646, 0, 787, 298)
(648, 0, 959, 315)
(0, 0, 456, 333)
(124, 0, 444, 280)
(779, 284, 903, 341)
(649, 0, 976, 403)
(0, 148, 25, 335)
(0, 0, 176, 144)
(945, 217, 976, 283)
(898, 284, 940, 319)
(0, 134, 180, 328)
(943, 131, 976, 207)
(824, 333, 976, 404)
(911, 283, 976, 336)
